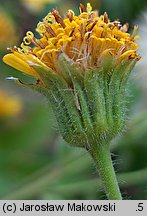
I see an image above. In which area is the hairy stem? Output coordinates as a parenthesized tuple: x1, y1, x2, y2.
(91, 143, 122, 200)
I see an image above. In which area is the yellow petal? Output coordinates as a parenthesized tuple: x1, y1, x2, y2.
(12, 51, 47, 68)
(3, 54, 38, 78)
(118, 50, 135, 62)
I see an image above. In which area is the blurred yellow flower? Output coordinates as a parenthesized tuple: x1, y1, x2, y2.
(0, 9, 17, 50)
(0, 90, 22, 118)
(3, 3, 140, 82)
(21, 0, 57, 13)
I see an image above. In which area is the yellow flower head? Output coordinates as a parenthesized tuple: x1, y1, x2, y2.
(3, 3, 140, 82)
(0, 90, 22, 118)
(1, 4, 142, 161)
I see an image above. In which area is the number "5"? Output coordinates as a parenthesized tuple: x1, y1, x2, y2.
(138, 203, 143, 211)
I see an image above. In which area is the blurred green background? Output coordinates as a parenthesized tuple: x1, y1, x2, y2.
(0, 0, 147, 200)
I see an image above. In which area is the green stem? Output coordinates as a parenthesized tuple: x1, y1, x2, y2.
(91, 143, 122, 200)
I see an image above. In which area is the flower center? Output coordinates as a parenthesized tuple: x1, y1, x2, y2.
(14, 3, 139, 71)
